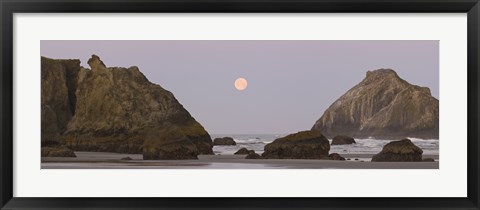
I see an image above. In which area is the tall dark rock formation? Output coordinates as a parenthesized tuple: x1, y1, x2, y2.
(312, 69, 439, 139)
(41, 57, 81, 146)
(41, 55, 213, 158)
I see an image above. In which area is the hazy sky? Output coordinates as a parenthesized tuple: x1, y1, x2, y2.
(41, 40, 439, 134)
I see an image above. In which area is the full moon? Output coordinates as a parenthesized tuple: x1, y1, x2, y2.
(234, 77, 248, 91)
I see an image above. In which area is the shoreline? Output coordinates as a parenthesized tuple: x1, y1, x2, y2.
(41, 152, 439, 169)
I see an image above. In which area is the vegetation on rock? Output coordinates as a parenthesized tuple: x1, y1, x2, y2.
(262, 130, 330, 159)
(371, 139, 423, 162)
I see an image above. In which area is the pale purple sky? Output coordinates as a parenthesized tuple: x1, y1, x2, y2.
(41, 40, 439, 134)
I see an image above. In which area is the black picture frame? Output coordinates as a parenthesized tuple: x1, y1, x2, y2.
(1, 0, 479, 209)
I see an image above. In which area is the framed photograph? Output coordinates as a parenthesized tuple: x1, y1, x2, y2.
(1, 0, 479, 209)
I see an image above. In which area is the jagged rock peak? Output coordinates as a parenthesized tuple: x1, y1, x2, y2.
(84, 55, 149, 83)
(87, 54, 106, 69)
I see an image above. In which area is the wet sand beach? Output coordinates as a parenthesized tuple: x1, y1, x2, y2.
(41, 152, 439, 169)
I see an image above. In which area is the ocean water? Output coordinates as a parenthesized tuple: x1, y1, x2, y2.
(211, 134, 439, 155)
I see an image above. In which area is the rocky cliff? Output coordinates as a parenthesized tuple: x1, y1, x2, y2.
(312, 69, 439, 139)
(41, 55, 213, 157)
(41, 57, 81, 146)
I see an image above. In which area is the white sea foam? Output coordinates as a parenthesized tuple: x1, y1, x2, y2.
(212, 134, 439, 155)
(329, 138, 439, 155)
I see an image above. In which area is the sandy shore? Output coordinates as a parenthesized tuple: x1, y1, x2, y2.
(41, 152, 439, 169)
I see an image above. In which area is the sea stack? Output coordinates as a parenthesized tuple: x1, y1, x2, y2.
(312, 69, 439, 139)
(41, 55, 214, 158)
